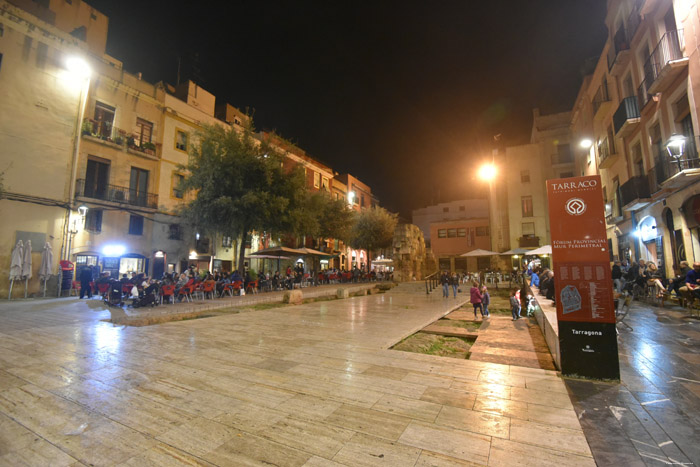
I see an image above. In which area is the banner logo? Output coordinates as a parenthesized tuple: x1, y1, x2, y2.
(565, 198, 586, 216)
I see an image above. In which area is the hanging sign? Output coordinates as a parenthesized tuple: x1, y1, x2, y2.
(547, 175, 620, 380)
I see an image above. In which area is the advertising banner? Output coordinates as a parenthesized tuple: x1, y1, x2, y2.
(547, 175, 619, 380)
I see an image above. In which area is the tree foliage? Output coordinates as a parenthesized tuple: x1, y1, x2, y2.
(349, 206, 398, 268)
(179, 123, 307, 272)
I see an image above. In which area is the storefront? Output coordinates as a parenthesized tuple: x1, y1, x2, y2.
(637, 216, 663, 268)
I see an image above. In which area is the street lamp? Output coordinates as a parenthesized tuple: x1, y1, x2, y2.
(579, 138, 593, 149)
(77, 204, 89, 217)
(666, 134, 686, 171)
(478, 163, 497, 182)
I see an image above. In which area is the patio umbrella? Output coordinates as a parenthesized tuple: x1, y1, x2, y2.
(22, 239, 32, 298)
(528, 245, 552, 255)
(39, 242, 53, 297)
(249, 246, 305, 272)
(460, 248, 500, 257)
(501, 248, 530, 255)
(8, 240, 23, 299)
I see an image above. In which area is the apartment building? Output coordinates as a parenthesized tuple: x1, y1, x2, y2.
(411, 199, 488, 244)
(430, 218, 491, 272)
(571, 0, 700, 277)
(0, 0, 99, 297)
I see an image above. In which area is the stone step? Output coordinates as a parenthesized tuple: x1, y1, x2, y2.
(421, 324, 479, 339)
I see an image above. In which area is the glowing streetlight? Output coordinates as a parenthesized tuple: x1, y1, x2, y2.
(666, 134, 686, 171)
(478, 163, 497, 181)
(347, 191, 356, 205)
(579, 138, 593, 149)
(65, 56, 91, 79)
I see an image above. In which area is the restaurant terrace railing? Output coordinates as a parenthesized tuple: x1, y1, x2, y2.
(75, 179, 159, 209)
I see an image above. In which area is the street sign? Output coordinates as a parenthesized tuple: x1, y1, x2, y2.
(547, 175, 620, 380)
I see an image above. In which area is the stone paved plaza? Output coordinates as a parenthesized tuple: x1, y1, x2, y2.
(0, 283, 594, 466)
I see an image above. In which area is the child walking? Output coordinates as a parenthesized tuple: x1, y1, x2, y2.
(470, 281, 483, 318)
(481, 286, 490, 317)
(510, 288, 521, 321)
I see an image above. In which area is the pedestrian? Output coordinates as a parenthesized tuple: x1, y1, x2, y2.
(510, 288, 521, 320)
(470, 281, 483, 318)
(79, 266, 93, 299)
(612, 260, 623, 292)
(481, 285, 490, 317)
(451, 272, 459, 298)
(441, 270, 450, 298)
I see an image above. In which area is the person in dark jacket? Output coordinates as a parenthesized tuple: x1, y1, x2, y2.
(79, 266, 93, 299)
(440, 271, 450, 298)
(612, 261, 623, 292)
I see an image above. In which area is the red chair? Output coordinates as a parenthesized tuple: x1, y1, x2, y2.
(71, 280, 81, 296)
(97, 283, 110, 298)
(222, 280, 243, 297)
(245, 280, 258, 295)
(177, 284, 194, 302)
(160, 284, 175, 304)
(201, 281, 216, 299)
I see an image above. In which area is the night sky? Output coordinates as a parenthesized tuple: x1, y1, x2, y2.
(88, 0, 608, 218)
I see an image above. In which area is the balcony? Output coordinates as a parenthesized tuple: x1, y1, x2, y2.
(75, 179, 158, 209)
(655, 155, 700, 189)
(592, 82, 612, 120)
(613, 97, 641, 138)
(608, 26, 631, 76)
(626, 4, 642, 44)
(519, 236, 540, 248)
(81, 118, 127, 150)
(598, 137, 619, 169)
(644, 29, 688, 95)
(604, 200, 624, 225)
(620, 175, 651, 211)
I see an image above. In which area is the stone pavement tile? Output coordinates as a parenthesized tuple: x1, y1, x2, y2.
(204, 430, 312, 466)
(509, 418, 592, 457)
(52, 378, 194, 437)
(0, 348, 43, 368)
(0, 422, 82, 467)
(434, 405, 510, 439)
(213, 401, 287, 433)
(303, 455, 347, 466)
(362, 364, 410, 381)
(526, 404, 580, 430)
(127, 378, 194, 406)
(117, 442, 215, 466)
(332, 432, 421, 467)
(403, 371, 456, 388)
(450, 379, 512, 400)
(156, 416, 239, 458)
(487, 438, 596, 467)
(415, 450, 484, 466)
(275, 394, 343, 421)
(371, 393, 442, 422)
(509, 386, 573, 409)
(5, 364, 79, 390)
(323, 404, 411, 441)
(420, 386, 476, 409)
(477, 370, 526, 388)
(253, 357, 302, 372)
(261, 416, 355, 458)
(523, 375, 569, 394)
(397, 420, 491, 464)
(235, 383, 298, 408)
(0, 369, 26, 392)
(473, 395, 528, 419)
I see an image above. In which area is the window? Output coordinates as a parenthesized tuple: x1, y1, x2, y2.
(129, 167, 149, 206)
(437, 229, 447, 238)
(128, 215, 144, 235)
(84, 209, 103, 232)
(135, 118, 153, 146)
(522, 222, 535, 237)
(172, 172, 184, 199)
(361, 194, 365, 207)
(476, 226, 490, 236)
(557, 144, 573, 163)
(321, 176, 329, 191)
(457, 228, 466, 237)
(459, 206, 465, 211)
(168, 224, 182, 240)
(447, 229, 457, 238)
(521, 196, 533, 217)
(76, 255, 97, 266)
(175, 130, 188, 151)
(443, 207, 449, 213)
(313, 171, 320, 188)
(222, 236, 232, 248)
(94, 102, 115, 139)
(632, 143, 644, 176)
(84, 158, 109, 199)
(520, 170, 530, 183)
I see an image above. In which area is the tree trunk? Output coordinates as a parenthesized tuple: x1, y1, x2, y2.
(237, 230, 249, 274)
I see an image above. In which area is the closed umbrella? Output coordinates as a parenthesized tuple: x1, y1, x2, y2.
(8, 240, 23, 299)
(39, 242, 53, 297)
(22, 239, 32, 298)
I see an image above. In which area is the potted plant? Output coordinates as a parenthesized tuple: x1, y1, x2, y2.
(142, 142, 156, 155)
(127, 136, 136, 148)
(81, 120, 93, 136)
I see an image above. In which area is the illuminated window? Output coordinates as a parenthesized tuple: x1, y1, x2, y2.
(521, 196, 533, 217)
(175, 130, 188, 151)
(321, 176, 329, 191)
(437, 229, 447, 238)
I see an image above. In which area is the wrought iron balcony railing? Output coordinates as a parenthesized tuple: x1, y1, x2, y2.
(613, 96, 640, 135)
(642, 29, 685, 87)
(76, 179, 158, 209)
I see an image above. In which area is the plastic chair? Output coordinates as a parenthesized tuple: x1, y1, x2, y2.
(177, 284, 194, 302)
(97, 283, 110, 299)
(71, 280, 81, 296)
(245, 280, 258, 295)
(201, 281, 216, 299)
(160, 284, 175, 304)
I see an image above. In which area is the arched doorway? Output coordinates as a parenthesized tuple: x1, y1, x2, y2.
(637, 216, 663, 268)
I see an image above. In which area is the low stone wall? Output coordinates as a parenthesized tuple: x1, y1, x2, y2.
(526, 284, 561, 370)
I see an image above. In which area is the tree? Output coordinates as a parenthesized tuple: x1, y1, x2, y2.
(349, 206, 398, 270)
(310, 194, 355, 247)
(179, 123, 307, 272)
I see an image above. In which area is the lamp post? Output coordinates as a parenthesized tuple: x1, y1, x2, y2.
(478, 163, 497, 251)
(666, 133, 686, 172)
